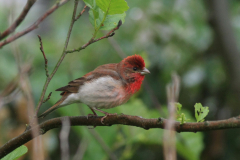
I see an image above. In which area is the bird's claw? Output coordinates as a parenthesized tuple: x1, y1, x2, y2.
(101, 113, 117, 124)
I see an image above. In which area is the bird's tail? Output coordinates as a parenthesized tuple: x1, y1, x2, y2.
(38, 100, 63, 118)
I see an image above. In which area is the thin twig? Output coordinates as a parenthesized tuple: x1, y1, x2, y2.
(43, 92, 52, 103)
(35, 0, 80, 116)
(0, 0, 70, 49)
(0, 0, 36, 40)
(35, 3, 121, 116)
(38, 35, 49, 77)
(66, 20, 123, 53)
(2, 114, 240, 158)
(8, 6, 44, 158)
(75, 5, 87, 21)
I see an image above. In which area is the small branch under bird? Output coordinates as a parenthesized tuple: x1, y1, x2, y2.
(38, 55, 150, 123)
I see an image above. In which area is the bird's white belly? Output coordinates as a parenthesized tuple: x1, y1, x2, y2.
(61, 76, 126, 109)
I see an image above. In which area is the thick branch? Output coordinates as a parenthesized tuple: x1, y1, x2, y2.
(1, 115, 240, 158)
(0, 0, 36, 40)
(0, 0, 70, 49)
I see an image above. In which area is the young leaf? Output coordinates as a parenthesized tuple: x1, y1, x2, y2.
(89, 7, 104, 29)
(177, 113, 190, 125)
(96, 0, 129, 15)
(175, 103, 190, 124)
(100, 13, 126, 30)
(87, 0, 129, 32)
(89, 8, 126, 30)
(194, 103, 209, 122)
(2, 145, 28, 160)
(175, 102, 182, 114)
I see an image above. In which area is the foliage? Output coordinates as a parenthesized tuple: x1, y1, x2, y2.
(85, 0, 128, 31)
(175, 102, 190, 124)
(176, 102, 209, 124)
(1, 145, 28, 160)
(1, 0, 240, 159)
(194, 103, 209, 122)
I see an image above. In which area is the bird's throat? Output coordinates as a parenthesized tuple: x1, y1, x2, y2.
(126, 75, 144, 94)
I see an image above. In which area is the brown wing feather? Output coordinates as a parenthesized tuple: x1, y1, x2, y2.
(55, 63, 120, 95)
(55, 77, 86, 94)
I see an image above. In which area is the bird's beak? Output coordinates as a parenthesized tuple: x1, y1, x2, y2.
(141, 67, 150, 75)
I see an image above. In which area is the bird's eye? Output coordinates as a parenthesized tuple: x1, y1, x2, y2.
(133, 67, 137, 71)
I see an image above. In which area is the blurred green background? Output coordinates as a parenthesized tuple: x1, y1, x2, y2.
(1, 0, 240, 159)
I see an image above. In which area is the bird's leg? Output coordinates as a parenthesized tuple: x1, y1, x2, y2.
(86, 107, 100, 129)
(92, 108, 117, 124)
(87, 107, 98, 119)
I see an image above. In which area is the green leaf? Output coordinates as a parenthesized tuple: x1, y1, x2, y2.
(194, 103, 209, 122)
(89, 8, 126, 30)
(177, 113, 190, 125)
(96, 0, 129, 15)
(175, 102, 182, 114)
(89, 7, 103, 29)
(100, 12, 126, 30)
(83, 0, 96, 9)
(2, 145, 28, 160)
(87, 0, 128, 32)
(175, 103, 190, 124)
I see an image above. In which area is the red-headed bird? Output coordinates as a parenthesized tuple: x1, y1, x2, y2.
(38, 55, 150, 122)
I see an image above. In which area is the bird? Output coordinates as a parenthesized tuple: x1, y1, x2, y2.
(38, 55, 150, 123)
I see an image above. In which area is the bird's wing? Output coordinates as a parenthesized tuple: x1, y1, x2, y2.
(55, 63, 120, 95)
(55, 77, 86, 94)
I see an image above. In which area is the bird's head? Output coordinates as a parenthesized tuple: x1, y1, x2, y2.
(118, 55, 150, 84)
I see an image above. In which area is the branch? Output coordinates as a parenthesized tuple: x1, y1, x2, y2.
(66, 20, 123, 53)
(0, 0, 36, 40)
(34, 3, 121, 115)
(35, 0, 80, 116)
(43, 92, 52, 103)
(37, 35, 49, 77)
(0, 0, 70, 49)
(75, 5, 87, 21)
(1, 114, 240, 158)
